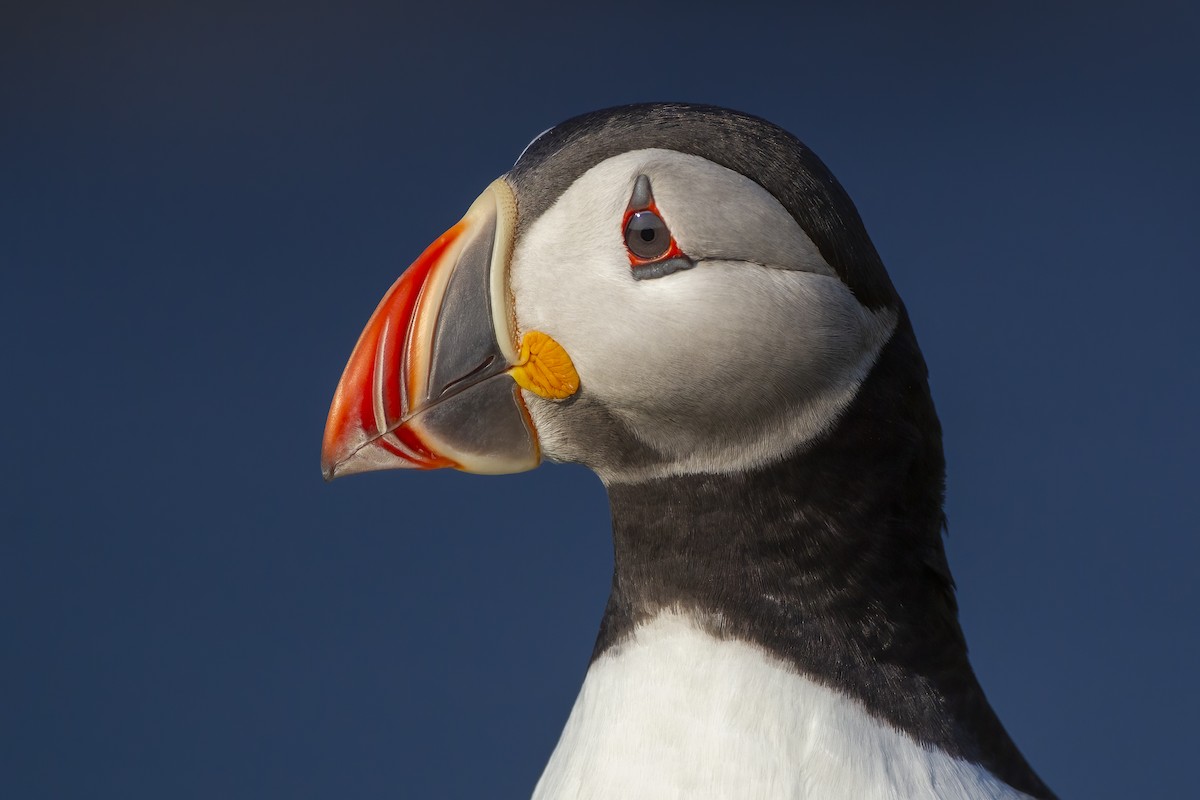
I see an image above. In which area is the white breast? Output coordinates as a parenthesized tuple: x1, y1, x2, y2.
(532, 614, 1030, 800)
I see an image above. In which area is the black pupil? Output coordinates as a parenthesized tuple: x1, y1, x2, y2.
(625, 210, 670, 260)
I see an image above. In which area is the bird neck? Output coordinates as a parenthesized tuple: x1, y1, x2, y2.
(596, 317, 1054, 799)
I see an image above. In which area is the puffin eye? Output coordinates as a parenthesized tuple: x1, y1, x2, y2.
(624, 210, 671, 261)
(622, 174, 693, 280)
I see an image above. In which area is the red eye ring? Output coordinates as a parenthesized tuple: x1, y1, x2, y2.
(622, 199, 685, 266)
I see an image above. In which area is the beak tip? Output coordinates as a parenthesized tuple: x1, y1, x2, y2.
(320, 448, 340, 482)
(320, 427, 345, 482)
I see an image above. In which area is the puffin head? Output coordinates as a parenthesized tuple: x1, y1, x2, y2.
(321, 103, 911, 485)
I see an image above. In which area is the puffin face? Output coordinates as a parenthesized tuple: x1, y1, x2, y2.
(509, 148, 896, 481)
(322, 106, 897, 483)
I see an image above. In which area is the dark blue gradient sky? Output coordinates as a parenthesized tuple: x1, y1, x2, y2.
(3, 2, 1197, 798)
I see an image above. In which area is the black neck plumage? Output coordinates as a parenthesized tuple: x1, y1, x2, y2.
(594, 316, 1054, 800)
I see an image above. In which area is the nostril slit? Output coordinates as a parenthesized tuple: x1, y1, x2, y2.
(438, 355, 497, 399)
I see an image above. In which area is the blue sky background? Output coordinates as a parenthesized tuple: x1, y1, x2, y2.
(3, 2, 1197, 797)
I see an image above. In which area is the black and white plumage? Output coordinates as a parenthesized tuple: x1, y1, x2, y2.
(322, 103, 1055, 799)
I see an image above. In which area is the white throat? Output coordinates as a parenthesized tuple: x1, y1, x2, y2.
(532, 614, 1030, 800)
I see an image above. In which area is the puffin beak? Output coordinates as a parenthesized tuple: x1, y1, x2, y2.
(321, 179, 578, 480)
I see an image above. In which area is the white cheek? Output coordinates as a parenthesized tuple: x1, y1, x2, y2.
(509, 176, 631, 369)
(603, 268, 870, 409)
(586, 266, 893, 450)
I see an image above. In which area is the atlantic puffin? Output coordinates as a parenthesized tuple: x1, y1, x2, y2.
(321, 103, 1055, 800)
